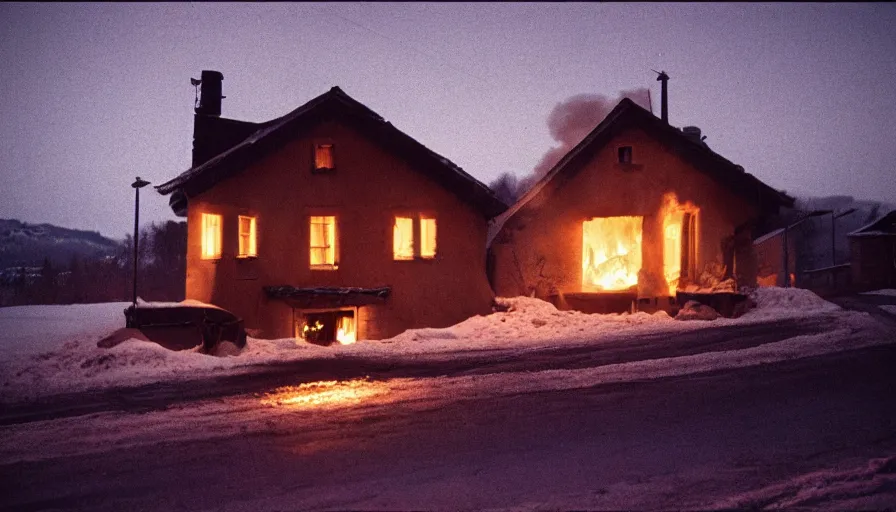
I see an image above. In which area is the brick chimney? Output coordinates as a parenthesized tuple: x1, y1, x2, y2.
(195, 70, 224, 117)
(656, 71, 669, 124)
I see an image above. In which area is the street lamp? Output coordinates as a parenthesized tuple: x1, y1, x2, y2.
(130, 177, 151, 317)
(783, 209, 831, 288)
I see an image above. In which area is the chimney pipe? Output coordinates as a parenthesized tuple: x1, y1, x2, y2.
(195, 70, 224, 117)
(656, 70, 669, 124)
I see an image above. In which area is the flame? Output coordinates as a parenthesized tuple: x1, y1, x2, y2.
(260, 379, 388, 409)
(582, 216, 643, 291)
(660, 193, 698, 295)
(336, 315, 356, 345)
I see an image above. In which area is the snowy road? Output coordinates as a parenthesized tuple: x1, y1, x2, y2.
(3, 313, 896, 510)
(0, 314, 845, 425)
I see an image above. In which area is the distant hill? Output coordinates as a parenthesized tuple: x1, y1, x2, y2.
(0, 219, 123, 269)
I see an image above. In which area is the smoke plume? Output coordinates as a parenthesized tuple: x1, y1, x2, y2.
(517, 88, 651, 199)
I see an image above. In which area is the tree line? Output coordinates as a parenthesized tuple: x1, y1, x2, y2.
(0, 221, 186, 307)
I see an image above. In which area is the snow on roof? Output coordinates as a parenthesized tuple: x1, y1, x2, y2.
(847, 209, 896, 237)
(753, 227, 785, 245)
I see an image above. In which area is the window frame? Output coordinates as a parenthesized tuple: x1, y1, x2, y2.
(393, 215, 415, 261)
(200, 212, 222, 260)
(617, 146, 633, 164)
(237, 215, 257, 259)
(312, 140, 336, 173)
(393, 213, 438, 261)
(309, 215, 338, 270)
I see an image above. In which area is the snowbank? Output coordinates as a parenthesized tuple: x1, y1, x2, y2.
(0, 288, 855, 401)
(740, 286, 841, 321)
(862, 288, 896, 297)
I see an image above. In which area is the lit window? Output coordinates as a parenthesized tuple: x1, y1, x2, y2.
(420, 217, 437, 258)
(393, 217, 414, 260)
(310, 216, 336, 268)
(201, 213, 222, 260)
(314, 143, 334, 171)
(238, 215, 257, 258)
(618, 146, 633, 164)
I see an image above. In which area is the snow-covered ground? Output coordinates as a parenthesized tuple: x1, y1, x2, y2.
(861, 288, 896, 297)
(0, 288, 880, 402)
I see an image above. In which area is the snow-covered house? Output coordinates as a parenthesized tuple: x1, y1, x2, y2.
(156, 71, 506, 342)
(488, 97, 793, 314)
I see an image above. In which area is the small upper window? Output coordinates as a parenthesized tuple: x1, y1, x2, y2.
(618, 146, 633, 164)
(314, 143, 334, 171)
(201, 213, 222, 260)
(237, 215, 257, 258)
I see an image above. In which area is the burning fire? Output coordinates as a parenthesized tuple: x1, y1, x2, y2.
(582, 216, 643, 291)
(660, 192, 698, 294)
(260, 379, 389, 409)
(336, 315, 356, 345)
(581, 193, 698, 295)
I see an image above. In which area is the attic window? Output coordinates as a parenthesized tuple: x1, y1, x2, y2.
(314, 143, 334, 172)
(618, 146, 633, 164)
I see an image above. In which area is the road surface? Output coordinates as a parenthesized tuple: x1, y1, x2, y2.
(2, 310, 896, 510)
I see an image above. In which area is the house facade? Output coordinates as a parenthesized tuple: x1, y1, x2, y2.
(489, 99, 793, 313)
(156, 71, 506, 342)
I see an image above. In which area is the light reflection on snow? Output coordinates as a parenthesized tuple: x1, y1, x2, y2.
(259, 378, 389, 409)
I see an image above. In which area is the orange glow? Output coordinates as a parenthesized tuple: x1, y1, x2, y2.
(260, 379, 389, 409)
(315, 143, 334, 169)
(420, 217, 437, 258)
(201, 213, 222, 259)
(336, 315, 356, 345)
(310, 216, 336, 268)
(582, 216, 643, 291)
(660, 193, 699, 294)
(238, 215, 257, 258)
(393, 216, 414, 260)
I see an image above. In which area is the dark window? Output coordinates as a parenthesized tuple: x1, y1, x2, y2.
(617, 146, 633, 164)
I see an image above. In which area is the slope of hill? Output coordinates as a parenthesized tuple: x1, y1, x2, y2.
(0, 219, 122, 269)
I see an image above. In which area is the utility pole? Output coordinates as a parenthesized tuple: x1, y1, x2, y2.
(130, 177, 150, 325)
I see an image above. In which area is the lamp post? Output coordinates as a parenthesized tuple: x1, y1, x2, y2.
(131, 177, 150, 312)
(783, 209, 831, 288)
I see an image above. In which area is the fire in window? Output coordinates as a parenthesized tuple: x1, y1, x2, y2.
(393, 216, 414, 260)
(420, 216, 437, 258)
(582, 216, 643, 291)
(618, 146, 633, 164)
(201, 213, 222, 260)
(237, 215, 257, 258)
(393, 215, 437, 260)
(310, 216, 337, 268)
(296, 309, 356, 345)
(314, 143, 334, 171)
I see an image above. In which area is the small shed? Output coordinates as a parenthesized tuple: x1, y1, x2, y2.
(848, 210, 896, 291)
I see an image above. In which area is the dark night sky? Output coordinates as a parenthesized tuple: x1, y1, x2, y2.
(2, 3, 895, 239)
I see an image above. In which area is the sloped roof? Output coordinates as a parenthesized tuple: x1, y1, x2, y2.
(156, 87, 507, 218)
(847, 210, 896, 237)
(489, 98, 794, 243)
